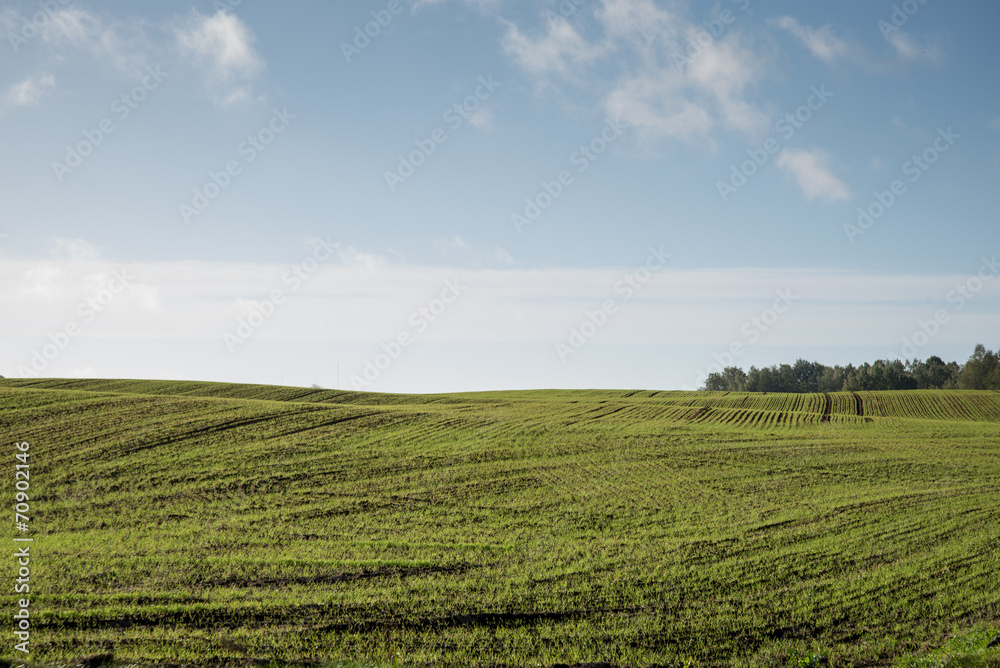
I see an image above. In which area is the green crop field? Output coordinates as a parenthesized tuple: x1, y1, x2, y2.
(2, 378, 999, 667)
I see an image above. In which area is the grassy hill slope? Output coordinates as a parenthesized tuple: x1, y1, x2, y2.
(1, 379, 998, 667)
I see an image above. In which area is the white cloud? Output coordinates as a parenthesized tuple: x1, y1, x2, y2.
(433, 236, 514, 266)
(890, 116, 923, 136)
(434, 235, 473, 255)
(0, 74, 55, 114)
(599, 0, 679, 50)
(333, 245, 385, 270)
(776, 16, 942, 69)
(501, 16, 603, 80)
(37, 8, 149, 73)
(604, 70, 714, 145)
(885, 29, 942, 63)
(175, 10, 264, 106)
(2, 250, 998, 390)
(468, 107, 494, 130)
(52, 238, 102, 261)
(2, 256, 997, 350)
(604, 32, 768, 146)
(685, 35, 768, 136)
(775, 17, 852, 63)
(18, 263, 64, 301)
(499, 0, 770, 147)
(3, 6, 271, 105)
(775, 148, 851, 203)
(414, 0, 502, 11)
(15, 239, 160, 311)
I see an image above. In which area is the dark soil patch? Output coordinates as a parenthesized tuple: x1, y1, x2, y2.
(821, 393, 832, 423)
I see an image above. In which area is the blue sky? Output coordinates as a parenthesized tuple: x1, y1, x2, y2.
(1, 0, 998, 392)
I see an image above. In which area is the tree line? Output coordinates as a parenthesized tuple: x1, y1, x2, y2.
(701, 344, 1000, 392)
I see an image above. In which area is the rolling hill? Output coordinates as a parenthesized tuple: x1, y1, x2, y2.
(1, 379, 998, 667)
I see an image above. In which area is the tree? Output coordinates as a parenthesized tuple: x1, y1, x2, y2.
(908, 356, 961, 389)
(960, 344, 1000, 389)
(817, 365, 848, 392)
(790, 359, 824, 392)
(694, 344, 988, 392)
(703, 366, 748, 391)
(844, 360, 917, 391)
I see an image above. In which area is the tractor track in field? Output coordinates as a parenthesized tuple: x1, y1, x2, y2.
(851, 392, 864, 417)
(821, 393, 832, 423)
(687, 407, 710, 422)
(851, 392, 875, 422)
(55, 600, 644, 635)
(117, 408, 324, 455)
(314, 605, 647, 633)
(211, 563, 470, 589)
(54, 566, 473, 631)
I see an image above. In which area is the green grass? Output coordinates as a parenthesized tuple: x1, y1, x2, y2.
(1, 379, 998, 667)
(896, 623, 1000, 667)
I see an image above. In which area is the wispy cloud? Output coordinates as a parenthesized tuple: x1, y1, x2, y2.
(467, 107, 495, 130)
(776, 15, 943, 69)
(776, 148, 851, 202)
(51, 238, 102, 261)
(4, 6, 265, 107)
(500, 16, 603, 80)
(36, 7, 150, 73)
(498, 0, 769, 147)
(890, 116, 924, 136)
(0, 74, 55, 115)
(433, 236, 513, 266)
(414, 0, 503, 13)
(885, 29, 942, 63)
(775, 17, 852, 63)
(175, 10, 264, 106)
